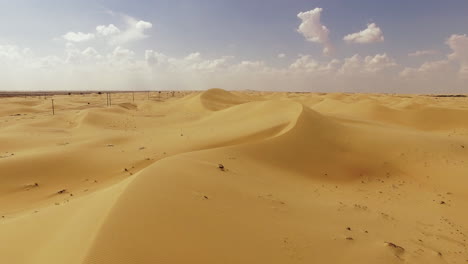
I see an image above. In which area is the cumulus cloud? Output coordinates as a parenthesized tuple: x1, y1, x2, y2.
(287, 53, 396, 79)
(339, 53, 396, 74)
(4, 35, 468, 93)
(0, 43, 405, 92)
(343, 23, 384, 44)
(82, 47, 100, 58)
(96, 24, 121, 36)
(408, 50, 438, 57)
(404, 34, 468, 80)
(110, 16, 153, 45)
(112, 46, 134, 58)
(446, 34, 468, 63)
(109, 46, 135, 68)
(363, 53, 396, 72)
(290, 55, 319, 70)
(289, 55, 340, 75)
(297, 8, 333, 55)
(135, 21, 152, 30)
(60, 14, 152, 46)
(446, 34, 468, 78)
(0, 45, 30, 61)
(62, 32, 95, 42)
(145, 50, 168, 67)
(64, 43, 102, 64)
(234, 60, 269, 72)
(398, 60, 461, 93)
(145, 50, 234, 73)
(400, 60, 452, 78)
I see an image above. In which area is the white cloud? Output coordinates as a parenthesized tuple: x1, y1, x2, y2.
(297, 8, 333, 55)
(278, 53, 286, 59)
(62, 32, 95, 42)
(399, 35, 466, 80)
(287, 53, 396, 76)
(110, 17, 153, 45)
(408, 50, 438, 57)
(192, 56, 234, 72)
(2, 43, 402, 92)
(343, 23, 384, 44)
(96, 24, 121, 36)
(60, 15, 152, 46)
(401, 34, 468, 80)
(340, 53, 396, 74)
(398, 60, 460, 93)
(289, 55, 340, 75)
(290, 55, 319, 70)
(110, 46, 135, 61)
(145, 50, 169, 67)
(146, 50, 234, 73)
(446, 34, 468, 78)
(4, 34, 468, 93)
(446, 34, 468, 63)
(184, 52, 202, 62)
(363, 53, 396, 72)
(36, 55, 64, 69)
(234, 60, 268, 72)
(135, 21, 152, 30)
(0, 45, 29, 61)
(82, 47, 101, 60)
(64, 44, 102, 64)
(400, 60, 455, 81)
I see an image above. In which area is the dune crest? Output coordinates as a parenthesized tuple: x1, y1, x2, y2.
(198, 88, 251, 111)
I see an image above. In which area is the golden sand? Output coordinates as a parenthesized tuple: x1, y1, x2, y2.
(0, 89, 467, 263)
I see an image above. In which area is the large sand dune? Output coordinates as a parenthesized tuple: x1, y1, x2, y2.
(1, 89, 468, 263)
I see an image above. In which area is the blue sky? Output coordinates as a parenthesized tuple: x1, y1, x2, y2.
(1, 0, 468, 92)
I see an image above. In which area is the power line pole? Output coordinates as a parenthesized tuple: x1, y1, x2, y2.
(51, 99, 55, 115)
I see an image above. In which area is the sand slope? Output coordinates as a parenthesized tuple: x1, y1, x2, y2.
(1, 89, 468, 263)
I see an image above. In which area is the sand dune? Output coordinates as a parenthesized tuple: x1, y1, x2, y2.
(1, 89, 468, 263)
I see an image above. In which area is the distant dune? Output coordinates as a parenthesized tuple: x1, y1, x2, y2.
(1, 89, 467, 263)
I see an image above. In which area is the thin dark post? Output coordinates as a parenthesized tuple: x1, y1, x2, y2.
(106, 93, 109, 106)
(132, 92, 135, 102)
(109, 93, 112, 106)
(52, 99, 55, 115)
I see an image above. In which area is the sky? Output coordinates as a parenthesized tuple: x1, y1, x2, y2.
(1, 0, 468, 93)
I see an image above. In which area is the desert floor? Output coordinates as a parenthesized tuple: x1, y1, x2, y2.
(0, 89, 467, 264)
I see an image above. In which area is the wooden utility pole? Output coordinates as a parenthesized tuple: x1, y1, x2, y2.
(51, 99, 55, 115)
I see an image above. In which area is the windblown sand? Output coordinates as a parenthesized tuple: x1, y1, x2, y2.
(1, 89, 468, 263)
